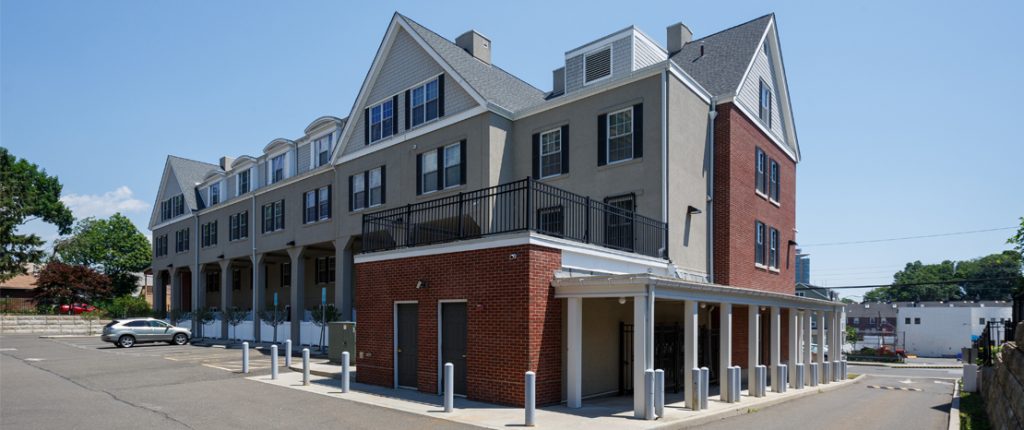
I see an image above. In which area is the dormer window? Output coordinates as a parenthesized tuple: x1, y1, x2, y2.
(369, 99, 394, 143)
(584, 47, 612, 84)
(270, 154, 285, 184)
(313, 134, 331, 167)
(237, 170, 250, 195)
(209, 183, 220, 205)
(410, 77, 440, 127)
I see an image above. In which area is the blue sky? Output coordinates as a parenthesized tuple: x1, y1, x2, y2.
(3, 0, 1022, 299)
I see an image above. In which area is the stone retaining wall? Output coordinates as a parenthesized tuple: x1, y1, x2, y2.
(980, 322, 1024, 430)
(0, 315, 111, 335)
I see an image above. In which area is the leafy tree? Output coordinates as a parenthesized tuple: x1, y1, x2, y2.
(0, 147, 74, 282)
(259, 308, 287, 344)
(193, 307, 216, 339)
(862, 252, 1023, 302)
(33, 262, 111, 309)
(311, 304, 341, 351)
(839, 297, 857, 305)
(845, 325, 858, 348)
(102, 295, 152, 318)
(1010, 217, 1024, 260)
(955, 251, 1022, 300)
(54, 214, 151, 297)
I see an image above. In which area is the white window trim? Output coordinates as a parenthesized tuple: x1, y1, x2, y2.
(442, 142, 461, 190)
(420, 150, 440, 195)
(317, 186, 330, 221)
(539, 128, 563, 179)
(408, 75, 442, 130)
(309, 131, 334, 169)
(368, 97, 395, 144)
(352, 173, 367, 211)
(368, 167, 383, 208)
(605, 106, 634, 165)
(267, 150, 289, 185)
(583, 45, 613, 86)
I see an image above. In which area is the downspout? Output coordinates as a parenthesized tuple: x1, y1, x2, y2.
(660, 70, 671, 270)
(193, 211, 200, 335)
(706, 97, 718, 284)
(251, 192, 257, 342)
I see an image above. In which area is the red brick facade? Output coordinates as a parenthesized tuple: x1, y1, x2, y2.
(713, 102, 797, 294)
(354, 244, 562, 406)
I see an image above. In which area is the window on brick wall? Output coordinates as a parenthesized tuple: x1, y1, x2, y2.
(756, 148, 766, 195)
(769, 227, 779, 269)
(769, 159, 779, 202)
(755, 221, 766, 266)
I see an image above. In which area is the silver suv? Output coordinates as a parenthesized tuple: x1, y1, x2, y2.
(102, 318, 191, 348)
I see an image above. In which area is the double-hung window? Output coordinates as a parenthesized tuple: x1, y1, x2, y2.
(540, 129, 562, 178)
(270, 154, 286, 184)
(410, 77, 439, 127)
(209, 183, 220, 206)
(369, 99, 394, 143)
(755, 221, 766, 266)
(175, 229, 189, 253)
(155, 235, 168, 257)
(350, 167, 384, 210)
(201, 221, 218, 248)
(232, 269, 241, 290)
(418, 141, 465, 195)
(304, 187, 331, 223)
(768, 227, 779, 269)
(756, 148, 766, 194)
(759, 79, 772, 126)
(604, 194, 635, 252)
(607, 108, 634, 163)
(368, 168, 382, 207)
(173, 195, 184, 217)
(161, 200, 171, 221)
(237, 170, 250, 195)
(769, 160, 779, 202)
(262, 200, 284, 233)
(229, 211, 248, 241)
(313, 134, 331, 167)
(351, 174, 366, 211)
(315, 256, 336, 284)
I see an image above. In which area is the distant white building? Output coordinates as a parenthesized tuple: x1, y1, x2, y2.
(898, 301, 1012, 357)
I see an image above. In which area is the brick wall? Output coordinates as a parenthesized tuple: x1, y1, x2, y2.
(713, 103, 797, 294)
(354, 244, 562, 406)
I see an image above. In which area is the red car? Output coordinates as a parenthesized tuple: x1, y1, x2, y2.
(59, 303, 96, 315)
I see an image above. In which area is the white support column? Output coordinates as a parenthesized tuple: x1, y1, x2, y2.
(788, 308, 799, 388)
(251, 254, 264, 342)
(747, 305, 760, 396)
(684, 300, 699, 409)
(719, 302, 732, 401)
(633, 295, 648, 418)
(220, 261, 233, 339)
(803, 310, 812, 383)
(567, 297, 582, 409)
(288, 247, 306, 349)
(169, 270, 180, 313)
(833, 309, 842, 362)
(817, 311, 826, 369)
(333, 239, 354, 321)
(770, 306, 781, 392)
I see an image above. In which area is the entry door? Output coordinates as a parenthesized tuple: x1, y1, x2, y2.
(441, 302, 467, 395)
(396, 303, 419, 388)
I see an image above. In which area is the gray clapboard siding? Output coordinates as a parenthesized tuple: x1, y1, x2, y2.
(736, 43, 787, 145)
(226, 175, 237, 199)
(297, 143, 311, 174)
(633, 34, 666, 70)
(564, 36, 632, 94)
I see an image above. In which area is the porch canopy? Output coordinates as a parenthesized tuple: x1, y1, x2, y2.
(554, 274, 845, 419)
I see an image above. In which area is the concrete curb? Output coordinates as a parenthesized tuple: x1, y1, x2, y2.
(948, 379, 961, 430)
(652, 374, 867, 429)
(848, 361, 962, 369)
(287, 363, 339, 378)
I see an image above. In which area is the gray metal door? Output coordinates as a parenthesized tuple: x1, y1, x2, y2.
(441, 302, 467, 395)
(396, 303, 418, 388)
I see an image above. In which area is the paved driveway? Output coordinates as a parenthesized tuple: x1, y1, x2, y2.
(0, 335, 479, 430)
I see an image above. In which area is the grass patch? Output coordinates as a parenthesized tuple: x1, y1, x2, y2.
(847, 373, 859, 379)
(746, 408, 760, 414)
(959, 389, 990, 430)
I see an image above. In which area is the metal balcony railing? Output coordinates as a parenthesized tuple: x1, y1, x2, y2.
(361, 178, 668, 258)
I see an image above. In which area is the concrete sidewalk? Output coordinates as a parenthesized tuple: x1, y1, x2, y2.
(848, 357, 963, 369)
(251, 368, 864, 430)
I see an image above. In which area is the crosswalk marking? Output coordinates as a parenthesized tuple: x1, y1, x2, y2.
(866, 385, 923, 392)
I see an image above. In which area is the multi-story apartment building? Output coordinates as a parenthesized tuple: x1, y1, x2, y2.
(148, 12, 845, 417)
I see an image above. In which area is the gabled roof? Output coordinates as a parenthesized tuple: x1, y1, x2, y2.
(670, 14, 772, 98)
(166, 155, 219, 211)
(399, 14, 547, 114)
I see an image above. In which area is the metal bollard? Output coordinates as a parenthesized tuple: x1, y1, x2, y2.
(822, 362, 830, 384)
(302, 348, 310, 386)
(341, 351, 350, 393)
(754, 365, 767, 397)
(242, 342, 250, 374)
(833, 361, 841, 382)
(809, 363, 819, 387)
(794, 363, 804, 389)
(777, 364, 788, 393)
(690, 368, 703, 410)
(699, 367, 709, 410)
(643, 369, 655, 420)
(284, 339, 292, 367)
(654, 369, 665, 418)
(443, 363, 454, 412)
(525, 371, 536, 427)
(727, 367, 741, 403)
(271, 345, 279, 380)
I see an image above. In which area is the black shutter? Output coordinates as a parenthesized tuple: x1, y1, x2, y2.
(348, 175, 354, 211)
(363, 108, 370, 145)
(597, 114, 607, 166)
(280, 200, 284, 227)
(363, 171, 370, 209)
(531, 133, 540, 179)
(416, 153, 423, 195)
(404, 90, 411, 130)
(327, 185, 332, 218)
(459, 140, 467, 185)
(391, 95, 399, 135)
(560, 125, 570, 174)
(380, 165, 387, 204)
(632, 103, 643, 159)
(437, 74, 445, 117)
(435, 147, 444, 190)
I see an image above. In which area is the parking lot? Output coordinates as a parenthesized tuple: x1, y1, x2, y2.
(48, 335, 288, 373)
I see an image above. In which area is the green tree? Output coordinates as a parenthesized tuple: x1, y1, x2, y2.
(33, 262, 112, 309)
(864, 260, 960, 302)
(54, 213, 151, 297)
(955, 251, 1022, 300)
(862, 252, 1024, 302)
(1010, 217, 1024, 259)
(0, 147, 74, 282)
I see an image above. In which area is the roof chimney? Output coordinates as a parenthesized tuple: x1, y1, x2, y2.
(552, 67, 565, 95)
(219, 156, 234, 170)
(456, 30, 491, 64)
(666, 22, 692, 56)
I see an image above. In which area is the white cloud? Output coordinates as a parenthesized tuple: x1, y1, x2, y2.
(61, 186, 149, 219)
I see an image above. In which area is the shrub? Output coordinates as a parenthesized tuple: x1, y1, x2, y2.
(102, 295, 151, 318)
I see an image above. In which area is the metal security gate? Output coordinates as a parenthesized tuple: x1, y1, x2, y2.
(619, 323, 703, 394)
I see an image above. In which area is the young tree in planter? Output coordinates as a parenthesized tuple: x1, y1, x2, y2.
(167, 309, 190, 327)
(224, 307, 248, 341)
(192, 307, 215, 340)
(311, 304, 341, 352)
(259, 308, 287, 344)
(33, 262, 111, 310)
(0, 148, 74, 282)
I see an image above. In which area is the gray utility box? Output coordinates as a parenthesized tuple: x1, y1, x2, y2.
(328, 321, 356, 364)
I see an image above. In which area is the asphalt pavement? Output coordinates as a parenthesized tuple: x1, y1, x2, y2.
(0, 335, 479, 429)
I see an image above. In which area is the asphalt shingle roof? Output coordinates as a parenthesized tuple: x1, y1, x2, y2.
(167, 155, 219, 210)
(399, 14, 548, 114)
(670, 14, 773, 98)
